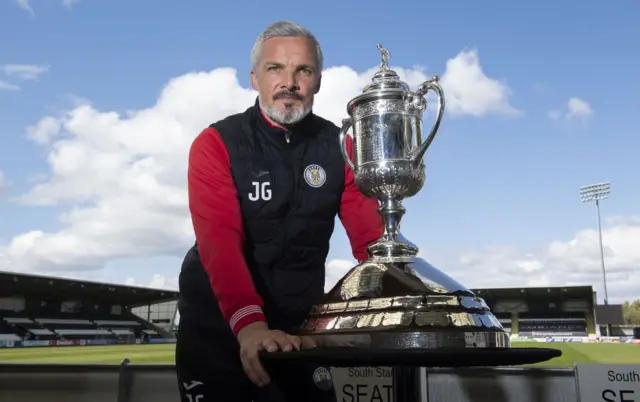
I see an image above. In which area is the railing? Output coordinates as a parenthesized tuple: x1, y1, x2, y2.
(0, 360, 582, 402)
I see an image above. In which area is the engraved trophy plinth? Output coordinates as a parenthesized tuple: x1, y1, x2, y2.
(298, 45, 511, 351)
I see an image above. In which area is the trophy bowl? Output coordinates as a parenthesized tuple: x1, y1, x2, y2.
(298, 44, 511, 351)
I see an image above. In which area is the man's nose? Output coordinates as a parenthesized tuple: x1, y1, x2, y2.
(282, 71, 299, 91)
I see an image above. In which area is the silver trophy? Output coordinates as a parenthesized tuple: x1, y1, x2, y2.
(299, 45, 510, 350)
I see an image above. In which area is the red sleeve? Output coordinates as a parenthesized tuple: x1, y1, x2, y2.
(339, 136, 384, 262)
(188, 127, 267, 336)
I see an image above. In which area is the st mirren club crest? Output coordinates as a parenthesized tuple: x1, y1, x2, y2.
(312, 366, 333, 391)
(304, 164, 327, 188)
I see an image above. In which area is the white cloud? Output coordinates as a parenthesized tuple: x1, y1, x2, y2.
(567, 97, 593, 118)
(15, 0, 34, 15)
(440, 49, 522, 117)
(0, 169, 5, 191)
(0, 64, 49, 91)
(324, 259, 357, 293)
(25, 116, 63, 145)
(2, 64, 50, 81)
(10, 50, 638, 305)
(549, 97, 593, 123)
(14, 0, 76, 13)
(124, 274, 178, 291)
(0, 80, 21, 92)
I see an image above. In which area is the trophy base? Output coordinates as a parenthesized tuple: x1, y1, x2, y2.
(300, 253, 510, 350)
(260, 347, 561, 368)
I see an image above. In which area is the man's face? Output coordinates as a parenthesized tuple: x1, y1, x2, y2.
(251, 36, 320, 125)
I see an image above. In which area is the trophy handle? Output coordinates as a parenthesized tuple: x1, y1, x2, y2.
(339, 118, 355, 171)
(411, 76, 445, 166)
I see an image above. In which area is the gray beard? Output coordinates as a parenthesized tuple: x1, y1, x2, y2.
(259, 97, 311, 125)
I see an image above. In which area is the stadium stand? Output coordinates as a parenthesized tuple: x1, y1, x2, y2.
(471, 285, 597, 338)
(0, 271, 179, 347)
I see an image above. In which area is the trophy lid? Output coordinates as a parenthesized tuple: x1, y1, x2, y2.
(362, 44, 411, 93)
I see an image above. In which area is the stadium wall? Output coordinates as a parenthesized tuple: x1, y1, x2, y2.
(3, 333, 638, 349)
(2, 335, 638, 350)
(0, 337, 177, 348)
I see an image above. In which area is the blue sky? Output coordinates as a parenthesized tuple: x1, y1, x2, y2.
(0, 0, 638, 302)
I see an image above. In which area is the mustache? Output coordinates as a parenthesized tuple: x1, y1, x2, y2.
(273, 90, 303, 101)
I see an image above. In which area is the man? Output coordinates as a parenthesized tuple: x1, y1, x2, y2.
(177, 21, 383, 402)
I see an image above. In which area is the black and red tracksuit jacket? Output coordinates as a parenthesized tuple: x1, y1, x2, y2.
(178, 98, 383, 336)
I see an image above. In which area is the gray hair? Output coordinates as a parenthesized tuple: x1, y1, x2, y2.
(250, 21, 324, 73)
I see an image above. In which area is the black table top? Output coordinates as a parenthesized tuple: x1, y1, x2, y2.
(260, 347, 562, 368)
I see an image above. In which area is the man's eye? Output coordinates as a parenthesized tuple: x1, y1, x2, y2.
(299, 69, 312, 75)
(267, 66, 281, 71)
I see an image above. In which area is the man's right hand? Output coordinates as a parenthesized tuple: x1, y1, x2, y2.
(236, 321, 311, 387)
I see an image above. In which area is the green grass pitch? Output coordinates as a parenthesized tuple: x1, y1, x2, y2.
(1, 342, 639, 366)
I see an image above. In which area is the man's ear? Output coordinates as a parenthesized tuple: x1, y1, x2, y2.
(250, 70, 258, 91)
(314, 75, 322, 94)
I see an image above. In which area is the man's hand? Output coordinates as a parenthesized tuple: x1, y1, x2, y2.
(236, 321, 315, 387)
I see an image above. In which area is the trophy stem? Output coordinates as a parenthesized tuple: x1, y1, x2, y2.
(367, 197, 419, 259)
(379, 197, 404, 242)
